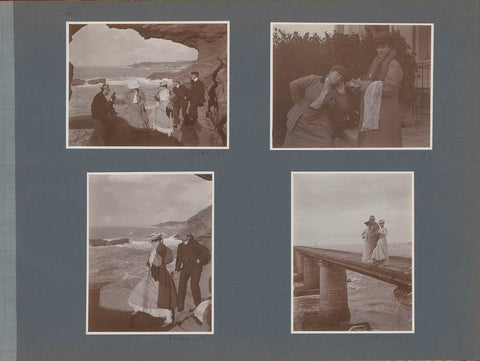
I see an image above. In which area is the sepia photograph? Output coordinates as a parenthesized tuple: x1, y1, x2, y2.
(271, 23, 433, 149)
(291, 172, 414, 333)
(87, 172, 214, 334)
(67, 22, 229, 148)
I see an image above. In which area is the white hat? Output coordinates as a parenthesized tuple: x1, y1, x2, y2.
(378, 219, 385, 224)
(127, 79, 141, 90)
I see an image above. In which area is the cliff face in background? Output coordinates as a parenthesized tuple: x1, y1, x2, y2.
(179, 205, 212, 240)
(69, 24, 228, 119)
(153, 205, 212, 245)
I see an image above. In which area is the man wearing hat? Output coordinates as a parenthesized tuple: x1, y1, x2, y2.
(171, 79, 189, 127)
(282, 65, 350, 148)
(91, 83, 117, 144)
(363, 215, 380, 262)
(187, 71, 205, 126)
(175, 234, 210, 311)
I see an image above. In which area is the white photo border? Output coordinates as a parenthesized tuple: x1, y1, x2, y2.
(290, 171, 415, 334)
(270, 22, 434, 150)
(66, 21, 230, 149)
(86, 171, 215, 335)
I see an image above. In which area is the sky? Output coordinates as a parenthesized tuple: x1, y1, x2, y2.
(293, 173, 413, 246)
(273, 24, 335, 37)
(88, 174, 212, 227)
(69, 24, 198, 67)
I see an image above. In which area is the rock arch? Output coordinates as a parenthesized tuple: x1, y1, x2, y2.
(69, 23, 228, 121)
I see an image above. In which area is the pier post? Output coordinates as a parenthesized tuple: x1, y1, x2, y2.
(318, 260, 350, 322)
(394, 286, 412, 330)
(303, 257, 320, 290)
(295, 252, 304, 276)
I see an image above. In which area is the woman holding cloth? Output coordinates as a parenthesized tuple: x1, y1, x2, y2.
(352, 31, 404, 147)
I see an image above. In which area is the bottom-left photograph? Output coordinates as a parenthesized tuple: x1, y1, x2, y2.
(87, 172, 214, 334)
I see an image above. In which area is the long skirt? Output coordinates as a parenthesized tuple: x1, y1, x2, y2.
(127, 268, 178, 318)
(282, 117, 333, 148)
(150, 102, 174, 135)
(362, 240, 375, 262)
(122, 104, 149, 129)
(371, 238, 389, 264)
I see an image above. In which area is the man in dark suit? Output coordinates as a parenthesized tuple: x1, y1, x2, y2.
(171, 80, 189, 127)
(187, 71, 205, 125)
(175, 234, 210, 311)
(91, 83, 116, 144)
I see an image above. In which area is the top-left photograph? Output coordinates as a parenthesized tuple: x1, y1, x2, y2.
(66, 21, 229, 148)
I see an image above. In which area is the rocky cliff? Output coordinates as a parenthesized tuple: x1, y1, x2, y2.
(69, 24, 228, 120)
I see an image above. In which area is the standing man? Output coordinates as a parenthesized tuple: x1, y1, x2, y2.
(91, 83, 116, 144)
(175, 234, 210, 311)
(187, 71, 205, 125)
(364, 215, 380, 262)
(171, 80, 189, 128)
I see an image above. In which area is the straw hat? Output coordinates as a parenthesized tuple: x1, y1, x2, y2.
(127, 79, 141, 90)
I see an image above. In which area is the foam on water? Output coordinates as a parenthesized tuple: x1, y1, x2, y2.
(75, 77, 173, 88)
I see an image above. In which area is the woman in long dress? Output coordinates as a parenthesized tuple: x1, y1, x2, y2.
(370, 219, 389, 265)
(355, 31, 404, 147)
(282, 65, 350, 148)
(361, 221, 371, 262)
(122, 80, 150, 129)
(128, 233, 178, 325)
(149, 85, 174, 136)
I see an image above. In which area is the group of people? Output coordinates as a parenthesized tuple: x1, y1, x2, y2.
(282, 31, 404, 148)
(90, 71, 206, 145)
(361, 215, 389, 265)
(127, 233, 211, 329)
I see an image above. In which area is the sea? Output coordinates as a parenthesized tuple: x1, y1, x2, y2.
(293, 242, 413, 331)
(70, 63, 191, 117)
(88, 226, 183, 287)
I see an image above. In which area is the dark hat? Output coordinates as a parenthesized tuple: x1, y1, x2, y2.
(330, 65, 347, 79)
(374, 31, 394, 46)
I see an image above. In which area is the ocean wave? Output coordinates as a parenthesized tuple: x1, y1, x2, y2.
(74, 77, 173, 88)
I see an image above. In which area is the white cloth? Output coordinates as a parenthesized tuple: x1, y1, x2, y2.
(371, 227, 389, 264)
(148, 248, 157, 266)
(132, 92, 138, 104)
(193, 300, 211, 323)
(361, 81, 383, 132)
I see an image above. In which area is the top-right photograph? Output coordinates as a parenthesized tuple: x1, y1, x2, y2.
(271, 23, 433, 150)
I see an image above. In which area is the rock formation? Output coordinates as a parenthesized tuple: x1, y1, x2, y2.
(69, 23, 228, 122)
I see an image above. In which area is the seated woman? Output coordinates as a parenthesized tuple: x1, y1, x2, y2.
(354, 31, 404, 147)
(127, 233, 178, 326)
(121, 80, 150, 129)
(149, 85, 174, 136)
(282, 65, 350, 148)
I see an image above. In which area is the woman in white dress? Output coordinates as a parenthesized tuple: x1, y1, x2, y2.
(361, 221, 371, 262)
(149, 85, 174, 136)
(370, 219, 389, 265)
(127, 233, 178, 325)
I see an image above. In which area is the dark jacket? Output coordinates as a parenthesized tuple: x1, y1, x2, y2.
(189, 79, 206, 106)
(172, 85, 189, 105)
(175, 239, 210, 271)
(91, 91, 114, 120)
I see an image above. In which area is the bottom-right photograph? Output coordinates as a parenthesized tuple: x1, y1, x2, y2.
(291, 172, 414, 333)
